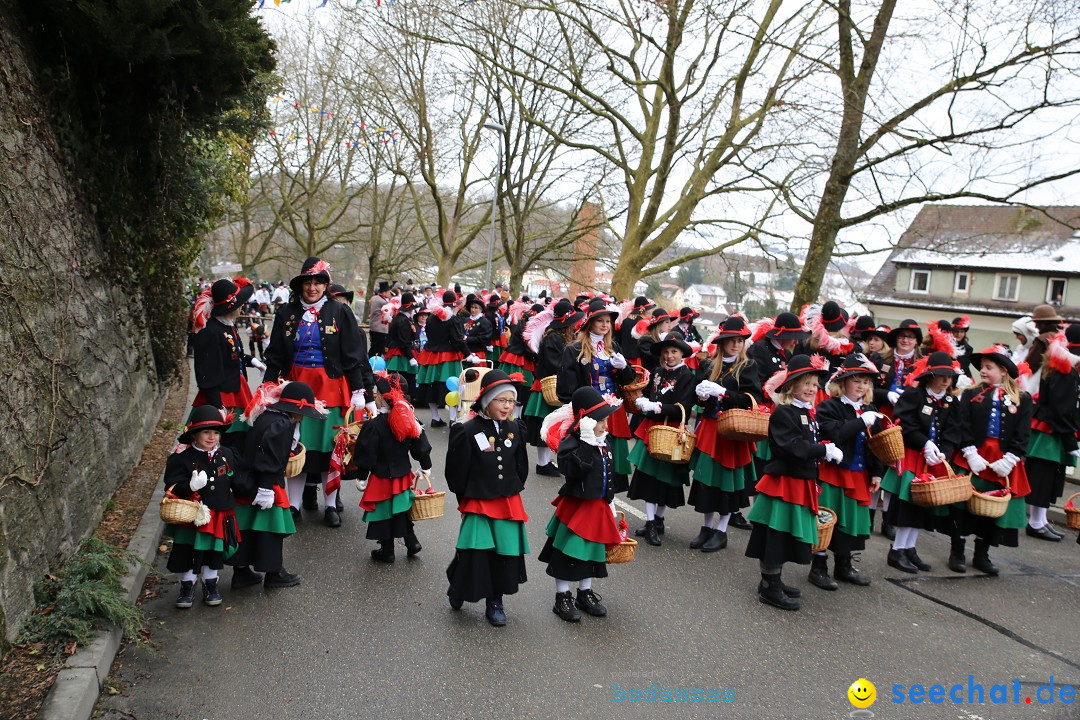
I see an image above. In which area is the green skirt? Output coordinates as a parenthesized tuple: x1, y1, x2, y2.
(754, 441, 772, 462)
(818, 482, 870, 538)
(363, 489, 416, 523)
(419, 360, 462, 386)
(610, 436, 631, 477)
(628, 440, 690, 487)
(298, 407, 345, 454)
(879, 467, 949, 517)
(385, 355, 414, 373)
(689, 451, 755, 492)
(543, 515, 606, 563)
(964, 476, 1028, 530)
(232, 505, 296, 535)
(498, 362, 534, 386)
(1027, 430, 1078, 466)
(746, 494, 817, 546)
(455, 514, 529, 556)
(523, 389, 558, 419)
(165, 526, 237, 559)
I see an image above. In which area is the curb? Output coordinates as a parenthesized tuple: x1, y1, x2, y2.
(36, 468, 167, 719)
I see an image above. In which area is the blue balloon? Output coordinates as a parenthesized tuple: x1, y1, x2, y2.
(445, 376, 460, 391)
(370, 356, 386, 372)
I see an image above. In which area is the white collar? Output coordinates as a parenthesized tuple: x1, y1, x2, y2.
(723, 355, 738, 363)
(662, 362, 686, 371)
(927, 388, 946, 400)
(894, 349, 914, 360)
(841, 395, 862, 410)
(792, 398, 813, 410)
(301, 297, 327, 312)
(219, 317, 234, 327)
(589, 332, 604, 344)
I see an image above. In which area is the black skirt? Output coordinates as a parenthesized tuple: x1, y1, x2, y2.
(525, 414, 544, 446)
(366, 513, 413, 541)
(744, 523, 811, 566)
(418, 381, 447, 407)
(226, 529, 284, 573)
(167, 545, 227, 573)
(446, 549, 527, 602)
(538, 540, 609, 582)
(954, 510, 1020, 548)
(1025, 458, 1067, 508)
(627, 470, 686, 508)
(885, 496, 955, 534)
(687, 480, 749, 515)
(827, 529, 866, 555)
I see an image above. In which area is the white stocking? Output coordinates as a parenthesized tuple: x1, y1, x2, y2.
(537, 446, 553, 466)
(578, 577, 593, 591)
(1030, 506, 1048, 528)
(701, 512, 715, 528)
(555, 579, 571, 593)
(448, 405, 458, 422)
(287, 476, 306, 510)
(645, 502, 657, 521)
(181, 570, 197, 582)
(428, 404, 442, 421)
(201, 566, 219, 581)
(715, 513, 731, 532)
(655, 505, 666, 518)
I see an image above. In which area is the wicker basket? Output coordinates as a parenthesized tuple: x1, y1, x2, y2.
(620, 365, 650, 413)
(1063, 492, 1080, 530)
(605, 512, 638, 564)
(715, 395, 770, 442)
(408, 472, 445, 521)
(540, 375, 563, 407)
(339, 406, 366, 466)
(967, 480, 1011, 519)
(160, 486, 200, 525)
(285, 442, 306, 477)
(812, 507, 837, 552)
(648, 403, 696, 464)
(910, 460, 972, 507)
(866, 419, 904, 464)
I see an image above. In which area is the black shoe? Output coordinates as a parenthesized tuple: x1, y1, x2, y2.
(1026, 524, 1062, 541)
(290, 507, 302, 524)
(654, 516, 666, 536)
(808, 554, 838, 591)
(882, 521, 896, 541)
(231, 566, 263, 589)
(371, 542, 395, 564)
(448, 593, 464, 610)
(948, 537, 967, 573)
(689, 526, 713, 549)
(1044, 523, 1064, 539)
(202, 578, 223, 606)
(778, 573, 802, 598)
(729, 512, 752, 530)
(430, 418, 447, 428)
(701, 529, 727, 553)
(175, 580, 196, 609)
(485, 598, 506, 626)
(302, 484, 319, 511)
(887, 547, 918, 573)
(405, 530, 422, 557)
(833, 553, 871, 586)
(972, 540, 999, 576)
(324, 507, 342, 528)
(553, 591, 581, 622)
(575, 589, 607, 617)
(635, 521, 661, 546)
(535, 463, 561, 477)
(264, 569, 302, 588)
(906, 547, 932, 571)
(758, 574, 800, 611)
(335, 496, 344, 513)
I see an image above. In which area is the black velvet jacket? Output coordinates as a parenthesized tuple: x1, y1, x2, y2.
(815, 397, 887, 478)
(424, 313, 467, 354)
(386, 313, 417, 360)
(746, 339, 789, 394)
(243, 410, 296, 495)
(351, 412, 432, 480)
(163, 445, 239, 511)
(556, 342, 636, 404)
(696, 359, 761, 418)
(957, 386, 1032, 457)
(556, 435, 615, 502)
(869, 351, 919, 407)
(534, 332, 567, 380)
(460, 315, 494, 353)
(193, 317, 254, 406)
(892, 386, 962, 455)
(263, 299, 372, 394)
(446, 416, 529, 500)
(1032, 368, 1080, 453)
(639, 364, 697, 422)
(762, 404, 826, 480)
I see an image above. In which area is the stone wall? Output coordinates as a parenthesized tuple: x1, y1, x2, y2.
(0, 11, 165, 642)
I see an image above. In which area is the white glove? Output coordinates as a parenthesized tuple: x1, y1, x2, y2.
(485, 345, 494, 352)
(695, 381, 713, 400)
(989, 453, 1019, 478)
(579, 415, 598, 444)
(1071, 449, 1080, 458)
(646, 400, 662, 414)
(365, 401, 378, 417)
(956, 374, 973, 390)
(923, 441, 945, 466)
(635, 396, 650, 411)
(409, 358, 418, 368)
(355, 478, 368, 492)
(861, 411, 882, 428)
(610, 353, 628, 369)
(887, 390, 901, 405)
(253, 487, 275, 510)
(824, 444, 844, 464)
(251, 358, 267, 371)
(189, 470, 209, 491)
(351, 389, 366, 410)
(465, 354, 481, 364)
(962, 446, 989, 474)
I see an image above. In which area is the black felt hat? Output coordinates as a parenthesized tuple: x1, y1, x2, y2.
(549, 299, 584, 330)
(970, 345, 1019, 379)
(210, 278, 254, 317)
(329, 283, 354, 305)
(769, 312, 809, 340)
(830, 353, 880, 382)
(913, 351, 961, 382)
(887, 319, 923, 347)
(571, 386, 620, 425)
(652, 330, 694, 358)
(712, 316, 751, 341)
(820, 301, 849, 332)
(178, 405, 234, 444)
(289, 257, 332, 296)
(267, 381, 328, 420)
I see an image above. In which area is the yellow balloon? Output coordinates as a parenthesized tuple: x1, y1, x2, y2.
(445, 391, 460, 406)
(847, 678, 876, 709)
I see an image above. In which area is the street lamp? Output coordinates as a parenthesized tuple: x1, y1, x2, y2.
(482, 121, 505, 292)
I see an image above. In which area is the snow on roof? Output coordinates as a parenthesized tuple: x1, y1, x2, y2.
(893, 237, 1080, 273)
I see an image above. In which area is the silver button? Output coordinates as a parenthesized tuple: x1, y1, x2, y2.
(497, 465, 503, 470)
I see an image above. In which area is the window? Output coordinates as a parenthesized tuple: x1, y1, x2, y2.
(993, 273, 1020, 302)
(953, 271, 970, 295)
(1047, 277, 1067, 305)
(909, 269, 931, 294)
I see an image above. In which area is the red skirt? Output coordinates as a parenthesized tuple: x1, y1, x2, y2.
(173, 508, 240, 543)
(287, 365, 351, 407)
(458, 495, 529, 521)
(606, 405, 631, 439)
(952, 437, 1031, 497)
(755, 473, 819, 512)
(360, 473, 415, 511)
(694, 417, 754, 467)
(193, 382, 254, 410)
(385, 347, 405, 360)
(900, 447, 947, 478)
(419, 349, 464, 365)
(500, 351, 535, 371)
(235, 485, 290, 509)
(530, 378, 543, 392)
(818, 464, 872, 505)
(552, 496, 621, 545)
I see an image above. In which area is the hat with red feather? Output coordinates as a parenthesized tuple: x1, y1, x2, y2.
(911, 351, 961, 382)
(829, 353, 880, 383)
(178, 405, 235, 444)
(289, 257, 332, 296)
(210, 277, 254, 317)
(970, 344, 1018, 378)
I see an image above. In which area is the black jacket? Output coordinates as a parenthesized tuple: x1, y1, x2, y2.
(555, 435, 615, 502)
(351, 412, 432, 480)
(386, 312, 417, 360)
(243, 410, 296, 495)
(696, 359, 761, 418)
(618, 312, 644, 361)
(446, 416, 529, 500)
(504, 319, 532, 360)
(263, 300, 372, 395)
(956, 340, 974, 376)
(193, 317, 254, 406)
(815, 397, 887, 478)
(637, 335, 659, 376)
(460, 315, 493, 353)
(1033, 368, 1080, 452)
(746, 338, 789, 394)
(892, 386, 962, 456)
(535, 332, 567, 380)
(163, 445, 239, 511)
(424, 313, 467, 354)
(639, 364, 697, 423)
(556, 342, 636, 404)
(762, 404, 826, 480)
(869, 351, 919, 407)
(957, 386, 1033, 457)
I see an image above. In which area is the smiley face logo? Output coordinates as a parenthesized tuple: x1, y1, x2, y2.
(847, 678, 876, 708)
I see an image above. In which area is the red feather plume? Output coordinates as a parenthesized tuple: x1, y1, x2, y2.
(749, 317, 773, 343)
(926, 321, 957, 357)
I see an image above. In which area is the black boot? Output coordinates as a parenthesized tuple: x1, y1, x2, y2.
(485, 597, 506, 626)
(689, 526, 713, 549)
(335, 494, 344, 514)
(535, 463, 561, 477)
(869, 509, 876, 531)
(230, 566, 263, 589)
(264, 568, 302, 588)
(552, 591, 580, 622)
(730, 511, 752, 530)
(175, 580, 196, 609)
(758, 573, 800, 611)
(972, 539, 999, 576)
(948, 536, 967, 573)
(654, 516, 665, 536)
(887, 547, 917, 573)
(808, 554, 838, 590)
(778, 572, 801, 598)
(302, 484, 319, 511)
(701, 529, 727, 553)
(371, 540, 395, 564)
(405, 523, 422, 557)
(834, 553, 871, 586)
(635, 520, 661, 546)
(202, 578, 223, 606)
(575, 589, 607, 617)
(324, 506, 342, 528)
(906, 547, 932, 571)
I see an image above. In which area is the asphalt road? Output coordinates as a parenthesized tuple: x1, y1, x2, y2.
(97, 371, 1080, 720)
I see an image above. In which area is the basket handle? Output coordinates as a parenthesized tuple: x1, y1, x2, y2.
(748, 394, 758, 412)
(675, 402, 687, 431)
(634, 364, 647, 385)
(864, 414, 894, 438)
(413, 469, 434, 492)
(940, 458, 956, 479)
(1066, 491, 1080, 510)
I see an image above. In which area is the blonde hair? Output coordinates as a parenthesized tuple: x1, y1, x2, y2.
(777, 374, 819, 405)
(829, 376, 874, 404)
(575, 323, 614, 363)
(969, 375, 1023, 407)
(709, 338, 751, 385)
